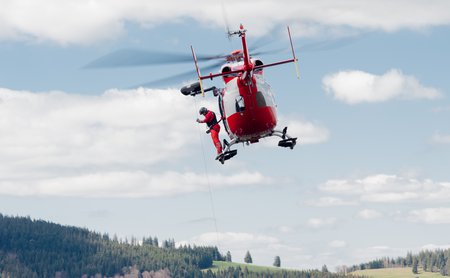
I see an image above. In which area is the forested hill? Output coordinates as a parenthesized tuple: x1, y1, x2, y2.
(0, 214, 221, 277)
(1, 214, 364, 278)
(347, 248, 450, 276)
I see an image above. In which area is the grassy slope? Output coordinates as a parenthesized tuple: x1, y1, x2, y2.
(351, 267, 444, 278)
(205, 261, 287, 273)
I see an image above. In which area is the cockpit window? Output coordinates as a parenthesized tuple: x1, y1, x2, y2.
(255, 75, 276, 107)
(256, 91, 267, 107)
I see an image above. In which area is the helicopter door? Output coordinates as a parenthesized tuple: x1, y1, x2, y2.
(235, 96, 245, 112)
(218, 94, 231, 136)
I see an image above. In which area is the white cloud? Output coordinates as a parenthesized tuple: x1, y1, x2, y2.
(0, 87, 199, 168)
(421, 244, 450, 250)
(353, 246, 407, 263)
(407, 208, 450, 224)
(262, 116, 330, 146)
(356, 209, 382, 219)
(0, 87, 273, 198)
(319, 174, 450, 204)
(282, 117, 330, 145)
(177, 231, 303, 266)
(0, 170, 268, 198)
(178, 232, 279, 248)
(278, 226, 294, 233)
(433, 105, 450, 113)
(322, 69, 442, 104)
(306, 217, 337, 229)
(1, 0, 450, 44)
(304, 196, 356, 207)
(431, 132, 450, 144)
(329, 240, 347, 248)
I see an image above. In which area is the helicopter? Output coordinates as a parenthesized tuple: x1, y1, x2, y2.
(86, 24, 299, 164)
(181, 24, 298, 164)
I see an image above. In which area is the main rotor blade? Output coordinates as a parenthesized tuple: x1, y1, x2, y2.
(84, 49, 227, 69)
(251, 33, 372, 57)
(299, 34, 370, 52)
(132, 61, 224, 88)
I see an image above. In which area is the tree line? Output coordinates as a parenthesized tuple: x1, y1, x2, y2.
(345, 248, 450, 276)
(1, 214, 365, 278)
(0, 214, 220, 277)
(207, 266, 358, 278)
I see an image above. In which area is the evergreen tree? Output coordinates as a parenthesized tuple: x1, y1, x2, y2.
(448, 258, 450, 276)
(406, 251, 413, 266)
(412, 257, 419, 274)
(0, 214, 220, 277)
(443, 258, 450, 276)
(273, 256, 281, 267)
(226, 251, 232, 262)
(244, 251, 253, 264)
(322, 264, 328, 273)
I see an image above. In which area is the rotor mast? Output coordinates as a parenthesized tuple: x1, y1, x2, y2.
(238, 24, 252, 71)
(191, 24, 299, 84)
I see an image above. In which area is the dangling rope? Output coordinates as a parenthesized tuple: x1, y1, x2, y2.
(193, 98, 221, 250)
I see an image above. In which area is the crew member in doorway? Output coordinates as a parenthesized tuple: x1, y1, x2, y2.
(196, 107, 223, 158)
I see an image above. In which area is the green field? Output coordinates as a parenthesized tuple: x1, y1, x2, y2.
(205, 261, 287, 273)
(205, 264, 447, 278)
(352, 268, 444, 278)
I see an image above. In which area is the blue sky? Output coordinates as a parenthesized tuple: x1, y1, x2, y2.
(1, 0, 450, 270)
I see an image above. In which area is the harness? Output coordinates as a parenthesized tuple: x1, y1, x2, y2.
(206, 111, 219, 129)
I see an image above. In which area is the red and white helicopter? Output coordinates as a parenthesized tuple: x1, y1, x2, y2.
(181, 24, 298, 163)
(86, 24, 299, 164)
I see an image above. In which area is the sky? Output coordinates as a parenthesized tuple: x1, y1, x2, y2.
(1, 0, 450, 270)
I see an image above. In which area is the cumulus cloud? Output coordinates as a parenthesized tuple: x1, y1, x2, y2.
(0, 87, 272, 198)
(281, 117, 330, 145)
(356, 209, 383, 219)
(322, 69, 442, 104)
(431, 132, 450, 144)
(304, 196, 356, 207)
(0, 170, 268, 198)
(353, 246, 407, 263)
(407, 208, 450, 224)
(433, 105, 450, 113)
(319, 174, 450, 204)
(422, 244, 450, 250)
(261, 116, 330, 147)
(329, 240, 347, 248)
(306, 217, 337, 229)
(178, 232, 279, 248)
(177, 232, 303, 266)
(180, 232, 322, 268)
(278, 226, 294, 233)
(0, 87, 198, 168)
(1, 0, 450, 44)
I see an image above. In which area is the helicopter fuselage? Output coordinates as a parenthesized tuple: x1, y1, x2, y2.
(218, 61, 277, 143)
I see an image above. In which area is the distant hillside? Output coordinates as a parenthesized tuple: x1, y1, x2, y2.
(352, 267, 445, 278)
(0, 214, 221, 277)
(0, 213, 365, 278)
(205, 261, 363, 278)
(347, 248, 450, 277)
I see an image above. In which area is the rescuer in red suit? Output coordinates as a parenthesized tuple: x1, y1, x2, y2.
(197, 107, 223, 158)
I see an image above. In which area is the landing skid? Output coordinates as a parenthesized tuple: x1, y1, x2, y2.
(216, 149, 238, 164)
(278, 138, 297, 149)
(216, 127, 297, 164)
(216, 139, 238, 164)
(275, 127, 297, 149)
